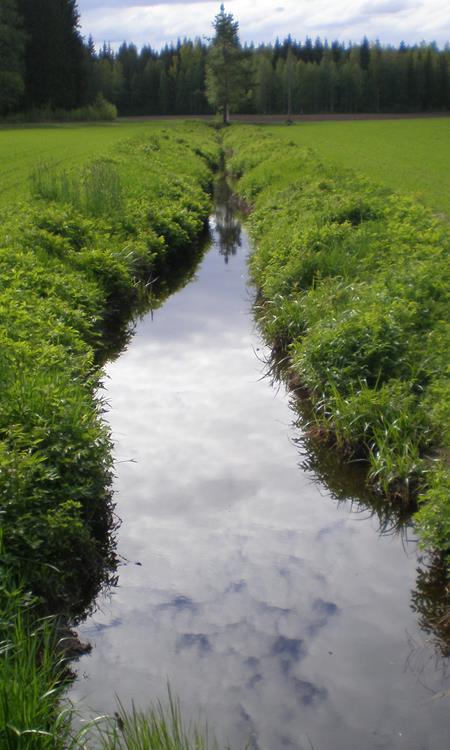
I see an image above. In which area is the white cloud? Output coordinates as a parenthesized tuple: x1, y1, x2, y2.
(77, 1, 450, 50)
(79, 0, 212, 7)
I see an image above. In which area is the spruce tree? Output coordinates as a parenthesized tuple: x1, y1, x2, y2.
(206, 4, 246, 124)
(285, 48, 296, 119)
(0, 0, 25, 115)
(18, 0, 86, 110)
(254, 54, 274, 114)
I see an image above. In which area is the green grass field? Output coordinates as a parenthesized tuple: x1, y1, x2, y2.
(2, 118, 450, 215)
(266, 118, 450, 218)
(0, 121, 184, 206)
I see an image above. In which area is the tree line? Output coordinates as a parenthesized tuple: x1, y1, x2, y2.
(1, 0, 449, 118)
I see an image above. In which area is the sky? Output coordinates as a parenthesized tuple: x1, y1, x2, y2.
(77, 1, 450, 51)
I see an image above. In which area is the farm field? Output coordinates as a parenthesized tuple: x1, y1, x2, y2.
(265, 117, 450, 217)
(0, 121, 184, 206)
(3, 117, 450, 215)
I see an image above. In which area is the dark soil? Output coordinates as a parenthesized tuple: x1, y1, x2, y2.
(119, 112, 450, 124)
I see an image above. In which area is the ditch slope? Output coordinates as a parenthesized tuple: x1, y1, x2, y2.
(225, 125, 450, 569)
(0, 121, 220, 746)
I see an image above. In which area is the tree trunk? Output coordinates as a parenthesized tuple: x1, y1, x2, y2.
(287, 85, 292, 121)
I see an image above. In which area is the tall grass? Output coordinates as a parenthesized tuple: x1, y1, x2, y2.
(1, 123, 220, 746)
(0, 589, 220, 750)
(0, 121, 161, 208)
(0, 565, 70, 750)
(30, 159, 123, 217)
(3, 123, 219, 611)
(0, 565, 220, 750)
(89, 692, 223, 750)
(225, 125, 449, 565)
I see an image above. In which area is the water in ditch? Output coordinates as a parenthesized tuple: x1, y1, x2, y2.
(69, 180, 449, 750)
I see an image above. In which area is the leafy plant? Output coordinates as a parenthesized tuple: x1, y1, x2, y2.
(1, 122, 220, 742)
(225, 125, 449, 561)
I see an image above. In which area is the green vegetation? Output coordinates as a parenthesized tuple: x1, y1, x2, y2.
(86, 692, 221, 750)
(4, 94, 118, 125)
(3, 1, 450, 119)
(0, 582, 221, 750)
(0, 580, 219, 750)
(0, 568, 73, 750)
(0, 121, 176, 206)
(0, 0, 26, 115)
(0, 121, 219, 747)
(1, 114, 448, 744)
(265, 118, 450, 218)
(206, 6, 247, 125)
(1, 575, 222, 750)
(225, 124, 449, 565)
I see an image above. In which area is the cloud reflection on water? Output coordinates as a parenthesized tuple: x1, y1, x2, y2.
(70, 204, 449, 750)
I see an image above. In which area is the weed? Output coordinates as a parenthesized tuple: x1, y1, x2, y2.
(91, 691, 224, 750)
(0, 562, 70, 750)
(0, 122, 220, 744)
(225, 124, 449, 562)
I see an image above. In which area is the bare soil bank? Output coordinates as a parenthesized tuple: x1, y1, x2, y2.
(119, 112, 450, 123)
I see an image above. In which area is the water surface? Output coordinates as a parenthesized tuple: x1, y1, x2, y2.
(70, 185, 449, 750)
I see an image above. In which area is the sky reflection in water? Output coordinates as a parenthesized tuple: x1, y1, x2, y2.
(70, 201, 449, 750)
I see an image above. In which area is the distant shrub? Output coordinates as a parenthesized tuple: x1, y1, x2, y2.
(2, 94, 117, 124)
(71, 94, 117, 122)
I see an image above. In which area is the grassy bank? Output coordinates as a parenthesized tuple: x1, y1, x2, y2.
(225, 125, 449, 566)
(265, 118, 450, 218)
(0, 121, 220, 746)
(0, 121, 188, 207)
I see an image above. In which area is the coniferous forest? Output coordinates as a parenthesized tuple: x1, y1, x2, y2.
(1, 0, 450, 118)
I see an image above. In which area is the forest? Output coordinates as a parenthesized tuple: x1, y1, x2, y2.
(1, 0, 450, 118)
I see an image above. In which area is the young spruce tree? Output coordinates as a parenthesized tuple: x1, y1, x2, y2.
(18, 0, 86, 110)
(0, 0, 25, 115)
(206, 4, 246, 124)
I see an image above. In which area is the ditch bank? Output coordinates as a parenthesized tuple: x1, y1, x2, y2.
(0, 121, 220, 744)
(224, 125, 450, 572)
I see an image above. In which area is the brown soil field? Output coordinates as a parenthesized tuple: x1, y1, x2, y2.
(119, 112, 450, 123)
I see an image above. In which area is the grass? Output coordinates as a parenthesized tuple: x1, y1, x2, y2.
(1, 121, 219, 605)
(0, 121, 220, 747)
(87, 692, 223, 750)
(0, 564, 223, 750)
(30, 159, 125, 217)
(265, 118, 450, 217)
(0, 121, 194, 207)
(0, 561, 71, 750)
(0, 576, 222, 750)
(4, 118, 449, 214)
(225, 124, 449, 567)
